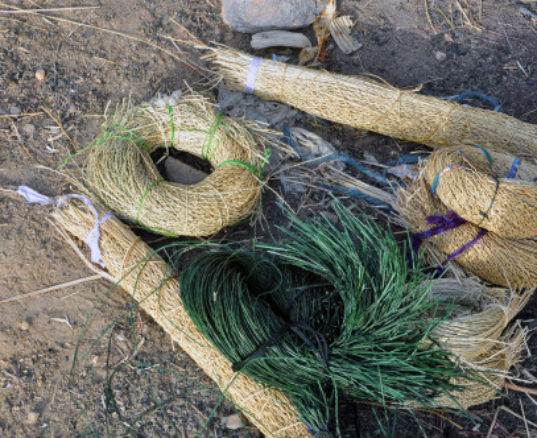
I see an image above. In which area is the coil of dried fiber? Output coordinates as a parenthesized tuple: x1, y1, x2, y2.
(84, 93, 268, 237)
(207, 47, 537, 156)
(396, 176, 537, 288)
(424, 145, 537, 239)
(52, 199, 310, 438)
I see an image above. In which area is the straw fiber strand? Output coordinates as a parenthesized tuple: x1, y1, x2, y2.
(52, 201, 309, 437)
(396, 176, 537, 288)
(84, 94, 265, 237)
(208, 48, 537, 156)
(424, 146, 537, 239)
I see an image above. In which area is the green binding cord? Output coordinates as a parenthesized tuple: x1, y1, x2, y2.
(167, 104, 175, 147)
(136, 178, 165, 225)
(217, 148, 272, 180)
(58, 125, 150, 169)
(202, 113, 225, 161)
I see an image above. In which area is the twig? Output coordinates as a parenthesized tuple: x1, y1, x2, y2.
(505, 381, 537, 395)
(0, 111, 44, 119)
(0, 275, 102, 304)
(424, 0, 437, 34)
(0, 6, 100, 14)
(499, 406, 537, 429)
(40, 106, 78, 153)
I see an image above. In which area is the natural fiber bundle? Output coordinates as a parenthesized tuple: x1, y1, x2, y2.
(396, 176, 537, 288)
(84, 94, 266, 237)
(432, 328, 525, 409)
(430, 278, 530, 361)
(424, 146, 537, 238)
(208, 48, 537, 156)
(52, 200, 309, 438)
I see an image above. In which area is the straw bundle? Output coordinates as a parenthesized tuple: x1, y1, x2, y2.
(396, 176, 537, 288)
(52, 200, 309, 437)
(208, 48, 537, 156)
(424, 146, 537, 239)
(84, 94, 266, 237)
(427, 278, 530, 409)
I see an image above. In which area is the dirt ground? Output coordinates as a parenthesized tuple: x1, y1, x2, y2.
(1, 0, 537, 437)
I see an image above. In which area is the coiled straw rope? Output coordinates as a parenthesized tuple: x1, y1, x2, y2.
(52, 199, 309, 437)
(84, 93, 267, 237)
(207, 47, 537, 156)
(423, 145, 537, 239)
(396, 175, 537, 289)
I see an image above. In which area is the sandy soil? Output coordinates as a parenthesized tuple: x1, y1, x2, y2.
(1, 0, 537, 436)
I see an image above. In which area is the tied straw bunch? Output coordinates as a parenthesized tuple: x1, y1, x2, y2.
(207, 47, 537, 156)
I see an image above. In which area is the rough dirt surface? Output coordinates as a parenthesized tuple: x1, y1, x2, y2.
(1, 0, 537, 437)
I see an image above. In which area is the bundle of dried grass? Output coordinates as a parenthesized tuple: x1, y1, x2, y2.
(207, 48, 537, 156)
(428, 277, 530, 409)
(84, 93, 267, 237)
(424, 146, 537, 239)
(396, 176, 537, 288)
(52, 199, 309, 438)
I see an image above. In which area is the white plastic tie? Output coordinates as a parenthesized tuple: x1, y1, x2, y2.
(244, 57, 262, 94)
(17, 185, 112, 267)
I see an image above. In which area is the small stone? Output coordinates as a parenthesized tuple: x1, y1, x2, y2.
(21, 124, 35, 136)
(223, 414, 242, 430)
(435, 50, 447, 62)
(26, 412, 39, 425)
(9, 106, 21, 115)
(35, 69, 46, 81)
(222, 0, 328, 33)
(19, 320, 30, 331)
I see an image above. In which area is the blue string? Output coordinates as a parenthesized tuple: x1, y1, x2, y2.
(282, 124, 390, 187)
(507, 157, 520, 179)
(317, 183, 394, 209)
(447, 91, 503, 113)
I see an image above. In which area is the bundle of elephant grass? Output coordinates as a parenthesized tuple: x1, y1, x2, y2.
(83, 92, 269, 237)
(207, 47, 537, 156)
(52, 199, 309, 438)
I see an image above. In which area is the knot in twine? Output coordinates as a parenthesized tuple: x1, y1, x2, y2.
(17, 186, 112, 267)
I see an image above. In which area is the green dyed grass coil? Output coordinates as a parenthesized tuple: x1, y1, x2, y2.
(180, 201, 473, 435)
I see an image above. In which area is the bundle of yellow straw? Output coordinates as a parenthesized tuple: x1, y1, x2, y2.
(208, 48, 537, 156)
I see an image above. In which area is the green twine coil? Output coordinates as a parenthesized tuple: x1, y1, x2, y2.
(180, 202, 469, 436)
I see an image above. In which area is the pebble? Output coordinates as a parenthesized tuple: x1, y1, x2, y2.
(22, 124, 35, 136)
(19, 320, 30, 331)
(222, 414, 242, 430)
(435, 50, 447, 62)
(35, 68, 46, 81)
(9, 106, 21, 115)
(26, 412, 39, 425)
(222, 0, 328, 33)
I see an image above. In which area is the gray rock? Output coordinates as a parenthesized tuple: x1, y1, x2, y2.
(9, 106, 21, 115)
(164, 157, 207, 185)
(222, 0, 328, 33)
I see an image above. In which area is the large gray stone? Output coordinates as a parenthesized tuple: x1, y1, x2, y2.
(222, 0, 328, 33)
